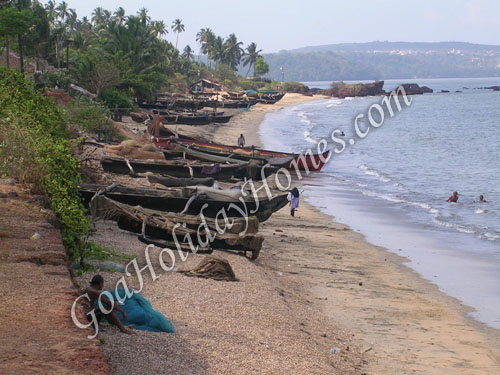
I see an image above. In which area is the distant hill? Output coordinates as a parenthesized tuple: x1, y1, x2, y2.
(261, 41, 500, 81)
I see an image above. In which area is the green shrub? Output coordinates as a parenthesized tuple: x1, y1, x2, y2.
(0, 67, 89, 261)
(44, 69, 71, 90)
(283, 81, 308, 93)
(67, 100, 111, 134)
(98, 88, 132, 111)
(238, 78, 267, 91)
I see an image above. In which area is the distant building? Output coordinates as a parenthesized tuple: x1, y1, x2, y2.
(189, 79, 222, 94)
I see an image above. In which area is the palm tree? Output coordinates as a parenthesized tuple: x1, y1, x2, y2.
(45, 0, 56, 27)
(222, 33, 243, 69)
(91, 7, 105, 26)
(209, 36, 224, 67)
(242, 42, 262, 76)
(66, 8, 77, 31)
(137, 8, 150, 25)
(56, 1, 69, 23)
(113, 7, 126, 24)
(182, 45, 193, 60)
(171, 18, 184, 49)
(196, 27, 214, 65)
(150, 20, 167, 38)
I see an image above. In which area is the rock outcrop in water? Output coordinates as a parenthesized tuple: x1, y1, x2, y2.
(399, 83, 433, 95)
(316, 81, 433, 98)
(319, 80, 385, 98)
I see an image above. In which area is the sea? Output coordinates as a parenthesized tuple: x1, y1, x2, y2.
(259, 78, 500, 330)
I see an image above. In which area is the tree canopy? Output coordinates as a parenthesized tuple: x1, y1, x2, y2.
(0, 1, 271, 100)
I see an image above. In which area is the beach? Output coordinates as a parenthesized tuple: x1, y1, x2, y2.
(82, 93, 500, 374)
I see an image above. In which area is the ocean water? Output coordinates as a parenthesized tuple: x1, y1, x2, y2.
(259, 78, 500, 329)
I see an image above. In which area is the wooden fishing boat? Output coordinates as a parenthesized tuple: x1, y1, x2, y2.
(154, 138, 331, 172)
(164, 142, 294, 168)
(100, 156, 277, 181)
(202, 100, 257, 109)
(147, 175, 214, 187)
(159, 113, 233, 125)
(90, 195, 263, 259)
(79, 183, 289, 223)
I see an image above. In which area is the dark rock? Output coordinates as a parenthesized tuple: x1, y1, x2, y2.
(400, 83, 434, 95)
(441, 90, 450, 93)
(321, 80, 386, 98)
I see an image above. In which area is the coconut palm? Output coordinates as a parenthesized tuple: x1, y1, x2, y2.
(182, 45, 193, 60)
(113, 7, 126, 24)
(209, 36, 224, 67)
(66, 8, 77, 31)
(91, 7, 105, 26)
(222, 33, 243, 69)
(196, 27, 214, 66)
(44, 0, 56, 26)
(171, 18, 184, 49)
(150, 20, 167, 38)
(56, 1, 69, 23)
(137, 7, 150, 25)
(242, 42, 262, 76)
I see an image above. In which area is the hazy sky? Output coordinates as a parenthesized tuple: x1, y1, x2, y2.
(59, 0, 500, 53)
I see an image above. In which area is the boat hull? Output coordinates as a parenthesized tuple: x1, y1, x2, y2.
(154, 138, 330, 172)
(79, 184, 288, 223)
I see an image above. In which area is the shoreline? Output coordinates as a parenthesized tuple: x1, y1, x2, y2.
(244, 94, 500, 374)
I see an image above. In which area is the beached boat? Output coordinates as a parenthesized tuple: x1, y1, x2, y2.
(154, 138, 330, 172)
(202, 100, 257, 109)
(147, 175, 214, 187)
(79, 183, 289, 222)
(164, 142, 294, 168)
(157, 112, 233, 125)
(100, 156, 278, 181)
(90, 195, 263, 259)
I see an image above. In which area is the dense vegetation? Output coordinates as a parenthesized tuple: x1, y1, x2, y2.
(0, 0, 272, 101)
(0, 67, 88, 262)
(264, 42, 500, 81)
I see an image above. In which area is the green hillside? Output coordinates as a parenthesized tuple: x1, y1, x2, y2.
(263, 42, 500, 81)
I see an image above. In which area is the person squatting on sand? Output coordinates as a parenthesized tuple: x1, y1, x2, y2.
(85, 275, 136, 335)
(447, 191, 459, 202)
(288, 187, 300, 216)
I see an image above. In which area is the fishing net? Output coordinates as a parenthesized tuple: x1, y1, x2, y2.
(105, 289, 175, 333)
(179, 256, 237, 281)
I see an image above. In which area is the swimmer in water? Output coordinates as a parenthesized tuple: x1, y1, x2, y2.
(479, 195, 487, 203)
(447, 191, 459, 202)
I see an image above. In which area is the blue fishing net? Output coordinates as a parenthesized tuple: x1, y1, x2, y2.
(102, 289, 175, 333)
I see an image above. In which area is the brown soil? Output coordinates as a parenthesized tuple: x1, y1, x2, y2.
(0, 181, 110, 375)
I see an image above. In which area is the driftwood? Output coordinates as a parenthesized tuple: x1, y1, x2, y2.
(90, 195, 263, 258)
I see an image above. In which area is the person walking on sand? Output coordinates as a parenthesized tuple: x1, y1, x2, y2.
(447, 191, 459, 202)
(238, 134, 245, 148)
(287, 187, 300, 217)
(85, 275, 135, 335)
(479, 195, 487, 203)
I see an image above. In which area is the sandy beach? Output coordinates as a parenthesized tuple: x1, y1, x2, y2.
(82, 93, 500, 374)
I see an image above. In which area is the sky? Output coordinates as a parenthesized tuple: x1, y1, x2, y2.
(52, 0, 500, 54)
